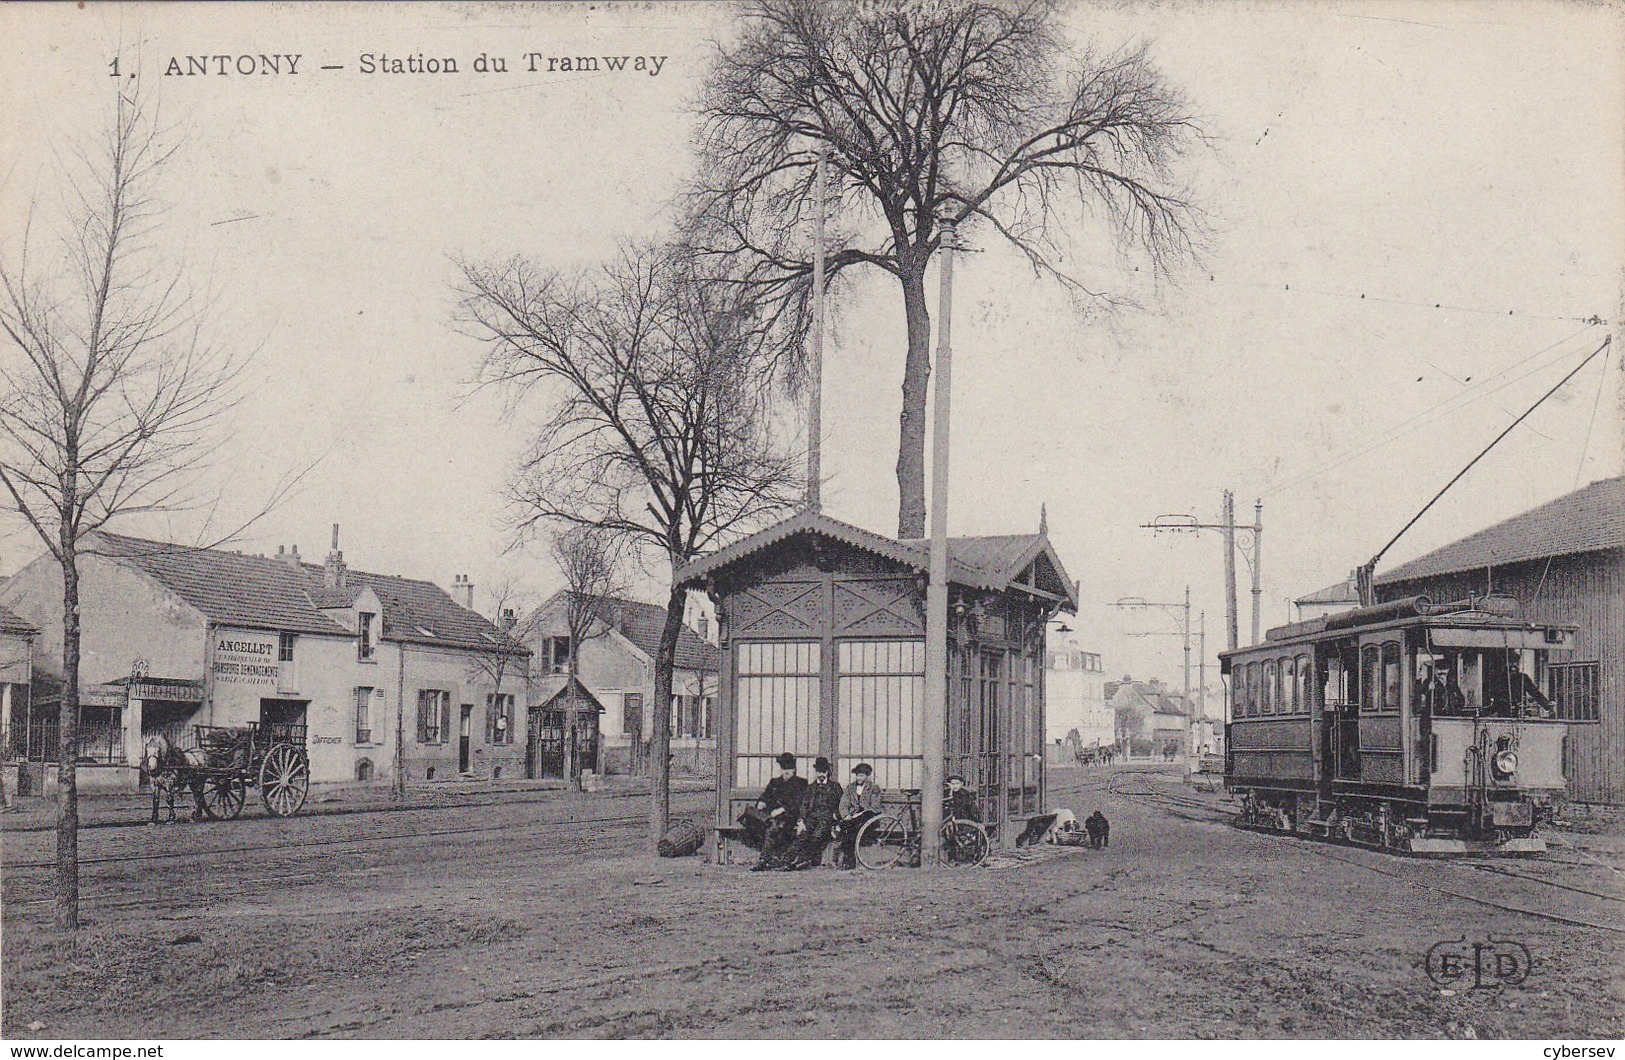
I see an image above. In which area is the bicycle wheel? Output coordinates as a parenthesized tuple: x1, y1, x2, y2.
(855, 814, 908, 870)
(939, 820, 990, 867)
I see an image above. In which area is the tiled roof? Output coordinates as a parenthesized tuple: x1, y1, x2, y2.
(0, 604, 37, 637)
(1296, 576, 1359, 606)
(604, 597, 720, 673)
(91, 532, 525, 655)
(1377, 477, 1624, 585)
(531, 674, 606, 712)
(677, 510, 1080, 611)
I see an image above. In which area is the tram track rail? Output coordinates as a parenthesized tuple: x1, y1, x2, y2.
(1102, 767, 1625, 936)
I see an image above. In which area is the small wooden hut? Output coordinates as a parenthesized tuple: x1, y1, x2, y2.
(676, 510, 1079, 845)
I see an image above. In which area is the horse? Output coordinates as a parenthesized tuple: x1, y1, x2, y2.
(141, 732, 197, 824)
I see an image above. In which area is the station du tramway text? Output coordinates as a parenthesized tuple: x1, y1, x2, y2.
(152, 52, 669, 77)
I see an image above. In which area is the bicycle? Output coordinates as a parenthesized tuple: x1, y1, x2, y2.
(854, 789, 991, 869)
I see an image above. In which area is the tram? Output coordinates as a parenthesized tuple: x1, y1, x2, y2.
(1221, 595, 1574, 853)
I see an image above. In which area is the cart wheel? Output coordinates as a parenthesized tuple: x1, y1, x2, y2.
(259, 744, 309, 817)
(195, 777, 247, 820)
(855, 814, 907, 870)
(939, 820, 990, 868)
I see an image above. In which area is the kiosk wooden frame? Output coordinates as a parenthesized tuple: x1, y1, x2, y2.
(676, 511, 1079, 857)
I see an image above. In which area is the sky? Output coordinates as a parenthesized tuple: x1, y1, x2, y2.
(2, 0, 1621, 696)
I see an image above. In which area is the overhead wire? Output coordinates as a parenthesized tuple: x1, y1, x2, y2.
(1259, 324, 1605, 498)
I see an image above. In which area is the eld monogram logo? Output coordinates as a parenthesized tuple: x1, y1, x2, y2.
(1425, 937, 1534, 990)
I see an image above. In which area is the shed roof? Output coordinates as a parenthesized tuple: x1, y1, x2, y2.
(1376, 476, 1624, 586)
(91, 531, 526, 654)
(1296, 575, 1360, 606)
(531, 674, 606, 713)
(676, 509, 1080, 612)
(0, 604, 37, 637)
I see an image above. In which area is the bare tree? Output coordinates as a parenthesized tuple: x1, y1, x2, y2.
(550, 525, 633, 787)
(0, 93, 244, 930)
(691, 0, 1203, 537)
(459, 243, 800, 851)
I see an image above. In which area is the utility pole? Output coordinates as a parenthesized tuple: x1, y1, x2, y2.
(807, 144, 827, 512)
(1112, 591, 1192, 772)
(922, 219, 956, 869)
(1140, 492, 1248, 650)
(1251, 499, 1264, 646)
(1182, 586, 1192, 776)
(1196, 610, 1207, 760)
(1222, 491, 1238, 652)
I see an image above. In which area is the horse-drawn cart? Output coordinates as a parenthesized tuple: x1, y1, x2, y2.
(145, 721, 311, 820)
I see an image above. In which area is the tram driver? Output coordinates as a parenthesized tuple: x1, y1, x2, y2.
(1416, 654, 1465, 716)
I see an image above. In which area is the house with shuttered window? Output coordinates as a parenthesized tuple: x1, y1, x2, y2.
(1374, 476, 1623, 804)
(521, 592, 720, 776)
(0, 526, 529, 791)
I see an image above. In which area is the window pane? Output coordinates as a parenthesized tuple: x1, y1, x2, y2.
(1382, 641, 1401, 713)
(734, 640, 821, 786)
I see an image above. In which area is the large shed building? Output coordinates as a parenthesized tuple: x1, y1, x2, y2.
(1374, 476, 1623, 804)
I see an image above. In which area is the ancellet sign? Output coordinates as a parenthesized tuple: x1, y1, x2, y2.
(212, 633, 279, 686)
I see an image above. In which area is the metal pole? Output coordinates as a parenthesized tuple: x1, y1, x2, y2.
(1197, 610, 1206, 763)
(1223, 490, 1239, 652)
(922, 220, 955, 868)
(1250, 499, 1263, 646)
(807, 145, 827, 512)
(1182, 586, 1192, 776)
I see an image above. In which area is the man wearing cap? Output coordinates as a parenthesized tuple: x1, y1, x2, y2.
(787, 756, 845, 869)
(751, 752, 807, 871)
(834, 762, 883, 868)
(944, 774, 981, 823)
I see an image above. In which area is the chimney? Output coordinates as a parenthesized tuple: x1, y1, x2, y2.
(697, 614, 710, 642)
(452, 574, 475, 610)
(276, 544, 302, 570)
(324, 523, 347, 589)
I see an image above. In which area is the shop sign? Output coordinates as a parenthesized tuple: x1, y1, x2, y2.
(213, 633, 280, 686)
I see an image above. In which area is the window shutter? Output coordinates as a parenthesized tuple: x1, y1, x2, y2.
(440, 694, 450, 744)
(486, 695, 495, 744)
(416, 692, 428, 743)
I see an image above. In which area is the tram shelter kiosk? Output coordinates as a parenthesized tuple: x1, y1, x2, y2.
(675, 510, 1079, 863)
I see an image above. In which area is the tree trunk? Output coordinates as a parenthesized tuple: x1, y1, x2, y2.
(895, 261, 932, 539)
(56, 547, 81, 931)
(565, 658, 581, 791)
(648, 578, 685, 854)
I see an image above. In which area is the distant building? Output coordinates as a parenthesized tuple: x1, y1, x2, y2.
(523, 592, 720, 776)
(0, 528, 529, 792)
(1, 606, 37, 792)
(1374, 476, 1623, 804)
(1107, 675, 1195, 758)
(1045, 624, 1109, 761)
(1294, 571, 1362, 621)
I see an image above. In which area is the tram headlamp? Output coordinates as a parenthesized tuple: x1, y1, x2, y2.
(1492, 749, 1518, 779)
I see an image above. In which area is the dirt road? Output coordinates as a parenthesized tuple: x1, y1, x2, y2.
(4, 766, 1620, 1038)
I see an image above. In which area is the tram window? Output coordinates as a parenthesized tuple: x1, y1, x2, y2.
(1460, 652, 1483, 712)
(1262, 660, 1276, 714)
(1247, 662, 1260, 718)
(1381, 641, 1401, 713)
(1295, 655, 1310, 714)
(1360, 646, 1380, 713)
(1279, 659, 1294, 714)
(1234, 667, 1247, 718)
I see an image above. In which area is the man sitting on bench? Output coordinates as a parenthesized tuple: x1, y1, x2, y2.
(750, 752, 807, 871)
